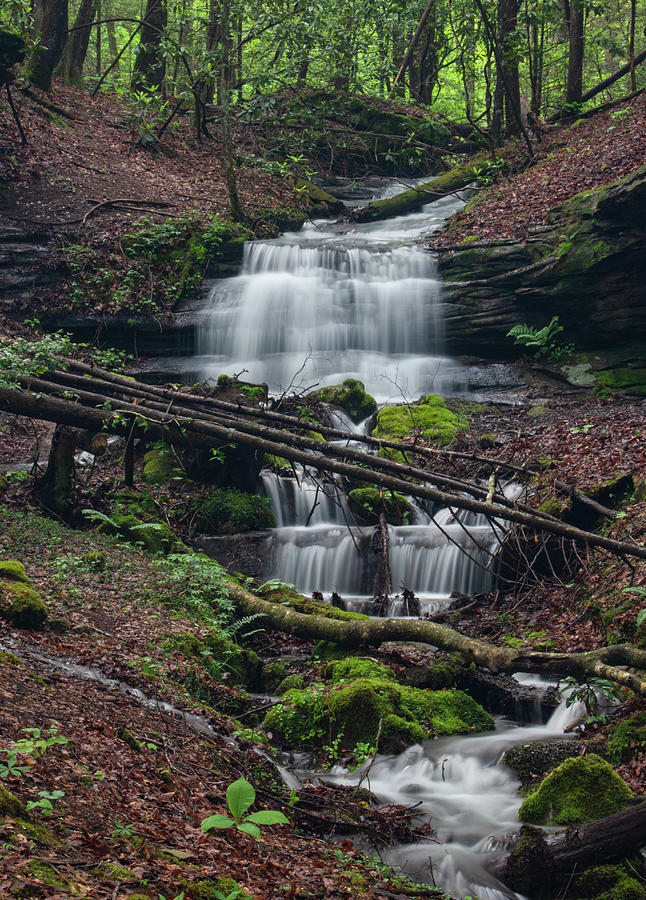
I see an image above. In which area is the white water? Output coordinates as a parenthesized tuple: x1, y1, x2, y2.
(327, 681, 586, 900)
(195, 192, 470, 402)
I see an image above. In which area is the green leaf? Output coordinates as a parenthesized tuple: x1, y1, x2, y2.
(200, 814, 234, 831)
(226, 777, 255, 819)
(637, 609, 646, 630)
(244, 809, 289, 825)
(236, 821, 262, 839)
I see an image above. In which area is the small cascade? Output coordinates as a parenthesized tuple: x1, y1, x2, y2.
(260, 470, 348, 528)
(327, 680, 587, 900)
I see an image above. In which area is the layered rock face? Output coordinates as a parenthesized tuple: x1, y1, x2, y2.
(438, 164, 646, 357)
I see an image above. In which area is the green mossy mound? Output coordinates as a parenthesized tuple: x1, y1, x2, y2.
(142, 446, 177, 485)
(518, 754, 633, 826)
(275, 673, 305, 694)
(325, 657, 395, 683)
(263, 678, 493, 752)
(607, 712, 646, 764)
(574, 864, 646, 900)
(193, 488, 275, 534)
(0, 784, 26, 819)
(0, 560, 48, 629)
(105, 513, 185, 555)
(182, 878, 253, 900)
(310, 379, 377, 423)
(373, 394, 467, 456)
(170, 632, 260, 690)
(503, 825, 556, 896)
(348, 487, 410, 525)
(502, 740, 580, 782)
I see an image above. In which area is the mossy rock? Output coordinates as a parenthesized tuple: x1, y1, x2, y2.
(518, 754, 633, 826)
(573, 864, 646, 900)
(262, 660, 287, 693)
(264, 679, 494, 752)
(325, 657, 395, 683)
(0, 784, 26, 819)
(0, 560, 30, 583)
(595, 366, 646, 397)
(193, 488, 275, 535)
(276, 673, 305, 694)
(372, 394, 467, 455)
(348, 487, 410, 526)
(309, 379, 377, 423)
(502, 740, 580, 782)
(607, 712, 646, 764)
(142, 445, 177, 485)
(503, 825, 556, 896)
(0, 564, 48, 629)
(176, 631, 260, 690)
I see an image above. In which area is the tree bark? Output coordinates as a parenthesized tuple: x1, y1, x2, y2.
(390, 0, 436, 97)
(56, 0, 98, 86)
(24, 0, 69, 91)
(38, 425, 106, 519)
(131, 0, 167, 91)
(565, 0, 584, 104)
(230, 585, 646, 694)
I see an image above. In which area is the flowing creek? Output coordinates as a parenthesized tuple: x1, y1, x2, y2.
(184, 182, 571, 898)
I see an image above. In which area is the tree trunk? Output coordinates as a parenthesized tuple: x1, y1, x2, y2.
(38, 425, 106, 520)
(56, 0, 98, 86)
(497, 0, 521, 135)
(132, 0, 167, 92)
(230, 585, 646, 694)
(492, 802, 646, 896)
(390, 0, 436, 98)
(565, 0, 584, 104)
(24, 0, 69, 91)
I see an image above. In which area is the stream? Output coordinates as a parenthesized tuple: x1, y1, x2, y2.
(186, 182, 573, 898)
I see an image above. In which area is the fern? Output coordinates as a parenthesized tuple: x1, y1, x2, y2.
(507, 316, 563, 348)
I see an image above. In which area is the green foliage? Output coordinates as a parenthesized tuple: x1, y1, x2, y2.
(557, 675, 623, 722)
(201, 777, 289, 840)
(518, 754, 633, 825)
(348, 487, 410, 525)
(506, 316, 567, 358)
(193, 488, 275, 535)
(0, 726, 68, 780)
(25, 789, 65, 817)
(472, 156, 504, 185)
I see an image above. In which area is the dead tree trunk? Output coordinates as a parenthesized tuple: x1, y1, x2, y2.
(38, 425, 106, 520)
(492, 801, 646, 896)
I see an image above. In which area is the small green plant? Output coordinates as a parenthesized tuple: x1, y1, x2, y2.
(26, 789, 65, 817)
(507, 316, 564, 355)
(0, 726, 68, 779)
(200, 777, 289, 839)
(558, 676, 623, 723)
(110, 821, 138, 840)
(472, 156, 504, 185)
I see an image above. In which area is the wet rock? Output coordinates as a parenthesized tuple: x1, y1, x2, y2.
(502, 739, 581, 782)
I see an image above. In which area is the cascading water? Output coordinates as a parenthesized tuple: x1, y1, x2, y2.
(326, 678, 587, 900)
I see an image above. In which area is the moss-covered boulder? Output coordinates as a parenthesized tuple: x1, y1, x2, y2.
(325, 657, 395, 683)
(502, 825, 556, 896)
(0, 783, 26, 819)
(172, 631, 260, 690)
(108, 513, 184, 555)
(573, 864, 646, 900)
(518, 754, 633, 826)
(310, 379, 377, 423)
(193, 488, 275, 535)
(502, 740, 581, 782)
(348, 487, 410, 525)
(263, 679, 493, 752)
(373, 394, 467, 454)
(0, 560, 48, 629)
(142, 445, 177, 485)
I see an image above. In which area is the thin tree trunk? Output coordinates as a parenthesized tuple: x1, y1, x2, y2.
(96, 0, 101, 74)
(132, 0, 167, 91)
(106, 17, 119, 73)
(56, 0, 98, 86)
(565, 0, 584, 104)
(24, 0, 69, 91)
(390, 0, 435, 97)
(629, 0, 637, 91)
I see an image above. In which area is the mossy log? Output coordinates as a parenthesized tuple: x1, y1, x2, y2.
(348, 152, 489, 223)
(229, 583, 646, 695)
(493, 800, 646, 896)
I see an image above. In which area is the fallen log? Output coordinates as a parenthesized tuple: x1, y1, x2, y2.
(229, 584, 646, 694)
(491, 801, 646, 896)
(346, 153, 488, 223)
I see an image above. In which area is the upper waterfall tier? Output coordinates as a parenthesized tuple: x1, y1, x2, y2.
(195, 193, 469, 402)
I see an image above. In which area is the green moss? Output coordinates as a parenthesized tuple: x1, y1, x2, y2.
(310, 379, 377, 423)
(0, 649, 22, 666)
(169, 631, 260, 689)
(595, 367, 646, 397)
(0, 560, 30, 583)
(193, 488, 275, 534)
(575, 865, 646, 900)
(348, 487, 410, 525)
(264, 679, 493, 752)
(0, 784, 26, 818)
(259, 585, 369, 621)
(326, 657, 395, 683)
(263, 453, 291, 470)
(373, 395, 467, 454)
(518, 754, 633, 826)
(262, 660, 287, 692)
(142, 445, 177, 485)
(23, 861, 69, 890)
(607, 712, 646, 764)
(107, 513, 183, 555)
(0, 579, 48, 629)
(528, 405, 549, 416)
(276, 673, 305, 693)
